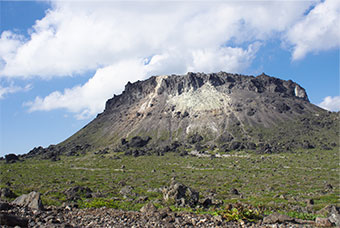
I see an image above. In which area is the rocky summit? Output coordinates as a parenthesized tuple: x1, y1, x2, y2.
(25, 72, 339, 158)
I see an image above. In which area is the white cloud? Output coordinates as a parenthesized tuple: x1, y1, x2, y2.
(286, 0, 340, 60)
(0, 83, 31, 99)
(0, 1, 313, 78)
(3, 0, 336, 118)
(318, 96, 340, 112)
(0, 31, 24, 70)
(25, 59, 147, 119)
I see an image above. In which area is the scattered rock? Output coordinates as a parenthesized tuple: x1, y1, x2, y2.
(140, 202, 157, 214)
(12, 191, 43, 210)
(325, 184, 333, 191)
(0, 199, 324, 227)
(306, 199, 314, 206)
(302, 140, 315, 149)
(162, 180, 199, 207)
(246, 108, 256, 116)
(201, 198, 213, 208)
(119, 186, 135, 198)
(0, 188, 16, 198)
(230, 188, 240, 195)
(315, 217, 333, 227)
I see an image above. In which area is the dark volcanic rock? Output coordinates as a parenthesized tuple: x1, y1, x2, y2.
(188, 133, 204, 144)
(0, 213, 29, 227)
(25, 143, 92, 159)
(128, 136, 151, 148)
(5, 154, 19, 163)
(0, 201, 12, 210)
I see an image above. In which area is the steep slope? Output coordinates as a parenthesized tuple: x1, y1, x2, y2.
(26, 72, 339, 158)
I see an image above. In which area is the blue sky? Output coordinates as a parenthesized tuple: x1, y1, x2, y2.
(0, 0, 339, 156)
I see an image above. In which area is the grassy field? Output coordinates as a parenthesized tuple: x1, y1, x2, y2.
(1, 148, 339, 219)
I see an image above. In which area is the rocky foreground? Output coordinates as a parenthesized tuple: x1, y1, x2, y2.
(0, 201, 329, 228)
(1, 191, 339, 228)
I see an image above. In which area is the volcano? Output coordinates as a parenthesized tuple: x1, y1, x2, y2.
(27, 72, 339, 158)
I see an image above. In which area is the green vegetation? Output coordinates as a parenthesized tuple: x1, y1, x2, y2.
(220, 204, 262, 222)
(1, 148, 339, 222)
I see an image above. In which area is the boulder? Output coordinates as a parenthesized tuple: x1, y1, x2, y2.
(5, 154, 19, 163)
(12, 191, 43, 210)
(0, 201, 12, 210)
(0, 213, 29, 227)
(162, 180, 199, 207)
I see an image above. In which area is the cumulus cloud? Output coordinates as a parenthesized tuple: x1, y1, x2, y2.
(25, 59, 146, 119)
(286, 0, 340, 60)
(2, 0, 337, 118)
(0, 82, 31, 99)
(0, 1, 312, 78)
(318, 96, 340, 112)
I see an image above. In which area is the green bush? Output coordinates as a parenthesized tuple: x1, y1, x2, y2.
(80, 198, 119, 209)
(219, 204, 262, 222)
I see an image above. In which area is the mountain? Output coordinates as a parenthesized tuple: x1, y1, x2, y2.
(26, 72, 339, 159)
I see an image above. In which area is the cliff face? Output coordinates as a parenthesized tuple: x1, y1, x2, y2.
(56, 71, 329, 151)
